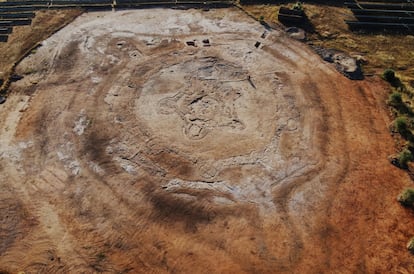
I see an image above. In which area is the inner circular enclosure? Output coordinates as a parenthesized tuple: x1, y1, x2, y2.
(136, 54, 286, 158)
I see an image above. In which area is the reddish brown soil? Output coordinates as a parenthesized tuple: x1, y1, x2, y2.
(0, 8, 413, 274)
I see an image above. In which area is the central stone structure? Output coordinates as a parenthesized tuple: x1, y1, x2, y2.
(158, 76, 245, 140)
(124, 47, 319, 207)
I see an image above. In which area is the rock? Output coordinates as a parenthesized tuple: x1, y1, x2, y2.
(313, 46, 335, 62)
(10, 74, 23, 82)
(313, 47, 363, 80)
(332, 53, 363, 80)
(322, 51, 335, 62)
(285, 27, 306, 41)
(0, 96, 6, 104)
(351, 54, 368, 65)
(389, 155, 400, 167)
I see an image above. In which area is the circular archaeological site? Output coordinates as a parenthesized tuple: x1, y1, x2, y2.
(1, 1, 414, 273)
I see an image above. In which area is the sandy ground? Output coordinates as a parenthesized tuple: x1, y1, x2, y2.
(0, 8, 414, 273)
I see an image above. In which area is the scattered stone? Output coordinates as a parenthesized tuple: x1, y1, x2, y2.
(254, 41, 261, 48)
(407, 237, 414, 254)
(333, 53, 363, 80)
(389, 155, 400, 167)
(351, 54, 368, 65)
(186, 41, 196, 47)
(389, 153, 400, 163)
(73, 111, 89, 136)
(313, 47, 363, 80)
(10, 74, 23, 82)
(314, 47, 335, 62)
(0, 96, 5, 104)
(285, 27, 306, 41)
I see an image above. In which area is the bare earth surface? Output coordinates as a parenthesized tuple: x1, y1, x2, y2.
(1, 8, 414, 273)
(0, 9, 82, 84)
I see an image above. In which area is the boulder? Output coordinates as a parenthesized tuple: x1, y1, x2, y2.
(389, 155, 400, 167)
(332, 52, 363, 80)
(285, 27, 306, 41)
(313, 47, 363, 80)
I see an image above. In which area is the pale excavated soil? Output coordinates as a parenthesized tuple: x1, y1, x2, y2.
(0, 8, 413, 273)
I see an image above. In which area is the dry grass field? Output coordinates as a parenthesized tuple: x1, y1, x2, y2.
(244, 3, 414, 84)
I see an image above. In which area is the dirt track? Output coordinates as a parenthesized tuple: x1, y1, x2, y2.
(1, 8, 414, 273)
